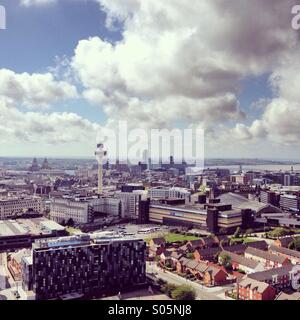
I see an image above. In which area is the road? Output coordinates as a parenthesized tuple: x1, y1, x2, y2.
(147, 263, 234, 300)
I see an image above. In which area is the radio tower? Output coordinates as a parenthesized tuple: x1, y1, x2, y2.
(95, 143, 107, 195)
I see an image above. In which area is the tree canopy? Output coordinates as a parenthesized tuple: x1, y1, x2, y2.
(171, 285, 196, 300)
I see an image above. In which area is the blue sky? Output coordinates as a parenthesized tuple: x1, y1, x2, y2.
(0, 1, 299, 159)
(0, 0, 122, 72)
(0, 0, 121, 124)
(0, 0, 271, 120)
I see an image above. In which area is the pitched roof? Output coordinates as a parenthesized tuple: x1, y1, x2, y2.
(187, 239, 205, 248)
(193, 241, 268, 260)
(248, 264, 294, 282)
(178, 244, 189, 252)
(194, 262, 209, 273)
(276, 236, 300, 247)
(185, 259, 199, 269)
(238, 277, 271, 294)
(269, 245, 300, 259)
(223, 241, 268, 254)
(178, 257, 190, 266)
(151, 237, 166, 245)
(202, 237, 216, 247)
(221, 250, 259, 269)
(195, 247, 221, 257)
(171, 250, 184, 260)
(206, 265, 226, 277)
(246, 240, 269, 251)
(160, 249, 173, 257)
(245, 247, 289, 264)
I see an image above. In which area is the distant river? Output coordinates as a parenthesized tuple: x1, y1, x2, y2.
(65, 170, 76, 176)
(206, 164, 300, 172)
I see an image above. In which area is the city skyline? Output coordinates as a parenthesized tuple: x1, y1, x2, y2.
(0, 1, 300, 159)
(2, 1, 300, 304)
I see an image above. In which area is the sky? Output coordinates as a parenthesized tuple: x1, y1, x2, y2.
(0, 0, 300, 159)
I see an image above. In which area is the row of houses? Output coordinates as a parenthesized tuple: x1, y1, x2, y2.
(158, 249, 230, 286)
(238, 264, 295, 300)
(234, 237, 300, 300)
(148, 235, 231, 258)
(176, 257, 228, 287)
(149, 233, 300, 299)
(149, 234, 272, 287)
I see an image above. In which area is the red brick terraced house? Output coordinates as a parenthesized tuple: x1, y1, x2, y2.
(219, 250, 264, 274)
(194, 241, 268, 263)
(160, 249, 184, 268)
(194, 247, 221, 262)
(238, 277, 277, 300)
(247, 264, 295, 292)
(176, 257, 228, 286)
(245, 247, 291, 269)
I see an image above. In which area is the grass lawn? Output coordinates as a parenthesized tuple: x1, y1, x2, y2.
(146, 233, 200, 244)
(164, 233, 200, 243)
(230, 237, 258, 244)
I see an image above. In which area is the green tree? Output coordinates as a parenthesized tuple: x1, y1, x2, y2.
(219, 252, 232, 270)
(268, 227, 290, 238)
(171, 285, 196, 300)
(161, 283, 177, 297)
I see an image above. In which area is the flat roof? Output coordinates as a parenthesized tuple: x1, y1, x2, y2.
(150, 203, 207, 215)
(40, 220, 65, 231)
(150, 203, 241, 218)
(0, 218, 65, 237)
(0, 220, 28, 237)
(33, 234, 144, 250)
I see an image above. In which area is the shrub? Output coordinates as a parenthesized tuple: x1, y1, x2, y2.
(267, 227, 290, 239)
(171, 285, 196, 300)
(161, 283, 177, 297)
(219, 252, 232, 270)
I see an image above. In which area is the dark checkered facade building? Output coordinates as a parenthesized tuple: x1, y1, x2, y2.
(23, 235, 146, 300)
